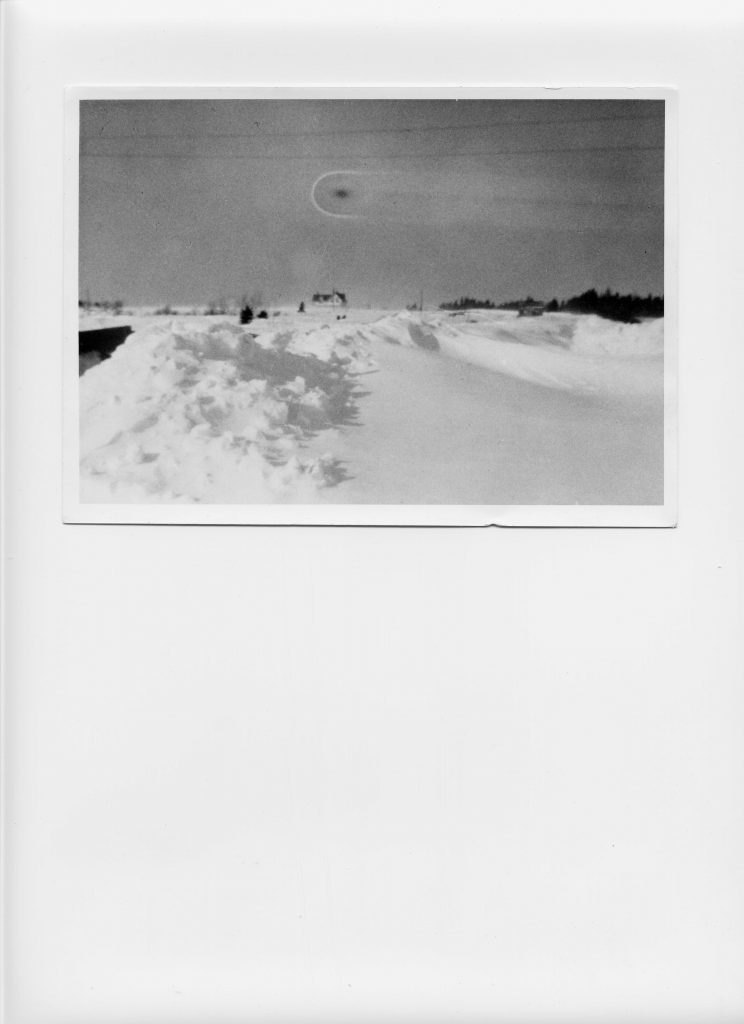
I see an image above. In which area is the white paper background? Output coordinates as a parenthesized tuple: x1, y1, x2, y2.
(3, 2, 744, 1022)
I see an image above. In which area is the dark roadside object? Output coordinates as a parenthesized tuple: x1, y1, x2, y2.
(239, 305, 254, 324)
(257, 310, 268, 319)
(79, 325, 133, 360)
(298, 301, 305, 313)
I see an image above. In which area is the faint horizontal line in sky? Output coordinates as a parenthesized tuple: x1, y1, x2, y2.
(84, 112, 665, 141)
(81, 144, 666, 161)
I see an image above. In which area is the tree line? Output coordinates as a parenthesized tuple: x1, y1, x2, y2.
(440, 289, 664, 322)
(439, 296, 498, 311)
(544, 289, 663, 322)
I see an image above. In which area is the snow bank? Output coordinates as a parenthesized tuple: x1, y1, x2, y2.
(366, 310, 663, 397)
(78, 306, 664, 506)
(80, 319, 373, 503)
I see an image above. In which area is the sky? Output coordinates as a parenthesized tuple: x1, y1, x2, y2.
(79, 98, 665, 309)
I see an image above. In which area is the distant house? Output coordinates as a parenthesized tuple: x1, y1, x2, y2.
(312, 290, 347, 307)
(518, 300, 545, 317)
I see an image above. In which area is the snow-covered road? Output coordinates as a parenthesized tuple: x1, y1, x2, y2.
(308, 331, 663, 505)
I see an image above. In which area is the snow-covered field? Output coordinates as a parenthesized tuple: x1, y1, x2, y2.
(79, 307, 665, 505)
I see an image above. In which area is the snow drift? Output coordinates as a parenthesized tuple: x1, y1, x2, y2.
(362, 310, 663, 397)
(79, 307, 664, 506)
(80, 319, 374, 503)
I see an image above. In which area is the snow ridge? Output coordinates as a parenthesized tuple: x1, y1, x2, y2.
(80, 320, 374, 503)
(363, 310, 663, 396)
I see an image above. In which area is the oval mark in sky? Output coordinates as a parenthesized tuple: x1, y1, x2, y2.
(311, 171, 371, 219)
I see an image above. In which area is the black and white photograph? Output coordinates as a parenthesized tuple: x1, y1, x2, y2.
(70, 91, 674, 525)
